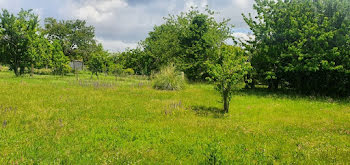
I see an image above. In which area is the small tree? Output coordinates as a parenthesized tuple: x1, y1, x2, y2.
(87, 53, 104, 78)
(208, 45, 251, 113)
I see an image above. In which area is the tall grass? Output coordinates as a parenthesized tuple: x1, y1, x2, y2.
(152, 64, 185, 90)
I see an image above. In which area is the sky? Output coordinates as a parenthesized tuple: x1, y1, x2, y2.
(0, 0, 255, 52)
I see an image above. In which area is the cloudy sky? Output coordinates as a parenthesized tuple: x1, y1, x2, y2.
(0, 0, 255, 52)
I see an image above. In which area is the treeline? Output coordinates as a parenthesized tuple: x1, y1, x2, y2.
(120, 0, 350, 96)
(0, 9, 113, 77)
(1, 0, 349, 96)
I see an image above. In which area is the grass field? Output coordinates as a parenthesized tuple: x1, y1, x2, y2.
(0, 71, 350, 164)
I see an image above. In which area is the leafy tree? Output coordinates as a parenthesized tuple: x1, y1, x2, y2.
(28, 34, 48, 77)
(39, 37, 54, 69)
(118, 47, 154, 75)
(208, 45, 251, 113)
(244, 0, 350, 95)
(0, 9, 39, 76)
(142, 7, 232, 80)
(87, 44, 108, 78)
(43, 18, 95, 61)
(51, 40, 70, 76)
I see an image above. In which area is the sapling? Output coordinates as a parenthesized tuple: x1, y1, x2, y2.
(208, 45, 251, 113)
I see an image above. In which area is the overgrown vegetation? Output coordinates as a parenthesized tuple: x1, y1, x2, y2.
(152, 64, 185, 91)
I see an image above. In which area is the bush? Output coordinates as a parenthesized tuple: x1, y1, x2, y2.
(34, 68, 53, 75)
(53, 64, 71, 76)
(124, 68, 135, 76)
(152, 64, 185, 91)
(110, 64, 123, 76)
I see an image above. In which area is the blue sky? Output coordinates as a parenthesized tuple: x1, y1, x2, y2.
(0, 0, 255, 52)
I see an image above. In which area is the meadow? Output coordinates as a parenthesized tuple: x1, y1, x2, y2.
(0, 71, 350, 164)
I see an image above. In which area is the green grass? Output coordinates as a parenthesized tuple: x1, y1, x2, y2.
(0, 71, 350, 164)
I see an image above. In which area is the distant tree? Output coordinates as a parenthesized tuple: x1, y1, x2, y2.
(43, 18, 96, 61)
(28, 35, 49, 77)
(0, 9, 39, 76)
(39, 37, 54, 69)
(208, 45, 251, 113)
(51, 40, 70, 76)
(87, 44, 107, 78)
(118, 47, 153, 75)
(0, 28, 3, 65)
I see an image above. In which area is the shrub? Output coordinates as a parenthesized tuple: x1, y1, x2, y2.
(110, 64, 123, 76)
(124, 68, 135, 76)
(34, 68, 53, 75)
(152, 64, 185, 91)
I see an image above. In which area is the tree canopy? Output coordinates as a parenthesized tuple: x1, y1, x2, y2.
(43, 18, 96, 61)
(140, 7, 233, 80)
(0, 9, 39, 76)
(244, 0, 350, 96)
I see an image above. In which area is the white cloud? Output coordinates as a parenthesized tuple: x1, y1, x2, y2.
(184, 0, 208, 11)
(68, 0, 128, 22)
(232, 32, 254, 41)
(234, 0, 249, 8)
(96, 38, 138, 52)
(0, 0, 256, 52)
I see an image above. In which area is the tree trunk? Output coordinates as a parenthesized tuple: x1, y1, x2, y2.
(251, 78, 256, 89)
(268, 79, 279, 90)
(223, 90, 230, 113)
(13, 67, 19, 77)
(19, 66, 25, 75)
(75, 69, 79, 80)
(30, 63, 34, 77)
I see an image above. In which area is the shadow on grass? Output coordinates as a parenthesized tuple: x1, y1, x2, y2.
(191, 106, 226, 118)
(236, 88, 350, 105)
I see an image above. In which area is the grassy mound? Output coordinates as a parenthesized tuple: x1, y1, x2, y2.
(152, 64, 185, 90)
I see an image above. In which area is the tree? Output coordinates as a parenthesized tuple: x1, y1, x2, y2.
(142, 7, 232, 80)
(243, 0, 350, 96)
(208, 45, 251, 113)
(0, 9, 39, 76)
(43, 18, 96, 61)
(28, 34, 48, 77)
(51, 40, 70, 76)
(117, 47, 154, 75)
(87, 44, 107, 78)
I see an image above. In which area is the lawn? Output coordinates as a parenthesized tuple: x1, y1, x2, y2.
(0, 71, 350, 164)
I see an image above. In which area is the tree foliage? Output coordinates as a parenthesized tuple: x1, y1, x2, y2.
(0, 9, 39, 76)
(244, 0, 350, 96)
(43, 18, 96, 61)
(51, 40, 70, 76)
(141, 7, 233, 80)
(208, 45, 251, 113)
(87, 44, 108, 78)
